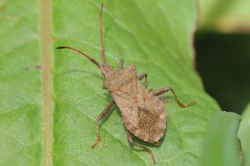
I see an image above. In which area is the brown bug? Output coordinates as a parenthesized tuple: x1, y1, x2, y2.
(57, 3, 195, 164)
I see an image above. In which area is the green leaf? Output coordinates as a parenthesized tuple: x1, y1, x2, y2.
(0, 0, 43, 165)
(202, 112, 241, 166)
(1, 0, 220, 165)
(199, 0, 250, 32)
(238, 102, 250, 166)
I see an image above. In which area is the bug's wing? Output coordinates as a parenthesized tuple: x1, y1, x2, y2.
(104, 65, 139, 128)
(112, 76, 166, 144)
(136, 89, 167, 144)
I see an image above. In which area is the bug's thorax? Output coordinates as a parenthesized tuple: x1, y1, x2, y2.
(100, 63, 116, 78)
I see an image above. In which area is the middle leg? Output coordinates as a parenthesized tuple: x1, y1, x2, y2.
(152, 87, 195, 108)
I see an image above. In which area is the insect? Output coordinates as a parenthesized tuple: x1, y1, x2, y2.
(57, 3, 195, 164)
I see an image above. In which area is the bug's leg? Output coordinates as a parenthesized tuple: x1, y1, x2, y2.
(137, 72, 148, 88)
(152, 87, 195, 108)
(148, 88, 154, 92)
(92, 100, 115, 148)
(137, 72, 147, 81)
(126, 130, 156, 164)
(117, 59, 124, 70)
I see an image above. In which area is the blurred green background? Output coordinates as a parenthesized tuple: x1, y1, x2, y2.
(195, 0, 250, 114)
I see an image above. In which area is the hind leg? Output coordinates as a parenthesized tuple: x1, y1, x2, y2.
(126, 129, 156, 164)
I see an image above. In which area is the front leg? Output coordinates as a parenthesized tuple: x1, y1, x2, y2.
(117, 59, 124, 70)
(92, 100, 115, 148)
(152, 87, 195, 107)
(137, 72, 148, 88)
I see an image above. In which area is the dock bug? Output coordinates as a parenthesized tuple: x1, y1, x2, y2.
(57, 3, 195, 164)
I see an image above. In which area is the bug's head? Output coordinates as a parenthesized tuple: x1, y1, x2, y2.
(100, 63, 114, 77)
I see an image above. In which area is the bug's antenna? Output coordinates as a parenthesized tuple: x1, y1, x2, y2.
(56, 4, 107, 68)
(100, 3, 106, 64)
(56, 46, 101, 68)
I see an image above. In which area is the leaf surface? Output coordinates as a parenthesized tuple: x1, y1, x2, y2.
(0, 0, 43, 165)
(202, 112, 241, 166)
(0, 0, 220, 165)
(238, 103, 250, 166)
(199, 0, 250, 32)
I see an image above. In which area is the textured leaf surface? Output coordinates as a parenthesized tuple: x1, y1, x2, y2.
(0, 0, 220, 165)
(0, 0, 43, 165)
(202, 112, 241, 166)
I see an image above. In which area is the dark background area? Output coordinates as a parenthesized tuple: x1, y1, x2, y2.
(195, 33, 250, 114)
